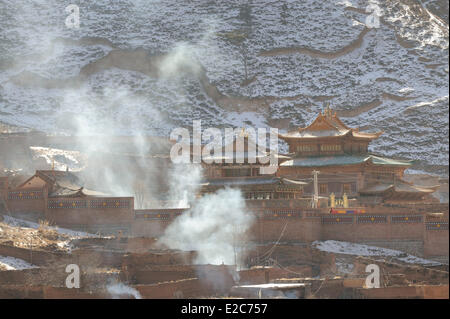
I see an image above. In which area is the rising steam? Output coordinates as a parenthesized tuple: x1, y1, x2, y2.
(107, 283, 142, 299)
(159, 187, 255, 266)
(166, 163, 203, 208)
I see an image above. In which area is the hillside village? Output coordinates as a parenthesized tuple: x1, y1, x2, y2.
(0, 109, 448, 299)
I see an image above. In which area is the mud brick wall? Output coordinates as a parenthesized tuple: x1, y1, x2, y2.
(0, 243, 70, 266)
(238, 265, 313, 285)
(0, 265, 122, 289)
(245, 208, 324, 243)
(126, 264, 236, 289)
(0, 269, 42, 285)
(0, 285, 44, 299)
(70, 237, 159, 253)
(6, 188, 46, 214)
(424, 220, 449, 257)
(361, 203, 449, 215)
(353, 257, 449, 286)
(122, 251, 197, 269)
(70, 237, 124, 249)
(245, 244, 334, 273)
(71, 248, 124, 268)
(126, 237, 158, 252)
(131, 219, 171, 237)
(43, 286, 109, 299)
(47, 208, 133, 225)
(131, 208, 185, 237)
(321, 214, 425, 242)
(46, 197, 134, 226)
(252, 218, 322, 242)
(131, 268, 195, 284)
(7, 198, 45, 214)
(134, 278, 212, 299)
(0, 266, 69, 286)
(355, 285, 449, 299)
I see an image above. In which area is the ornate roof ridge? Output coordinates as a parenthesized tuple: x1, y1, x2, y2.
(280, 107, 382, 140)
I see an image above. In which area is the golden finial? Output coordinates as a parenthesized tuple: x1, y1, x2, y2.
(323, 102, 332, 119)
(240, 127, 248, 137)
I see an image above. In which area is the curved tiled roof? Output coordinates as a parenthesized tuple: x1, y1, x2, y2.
(280, 155, 413, 167)
(34, 170, 107, 197)
(279, 108, 382, 140)
(200, 176, 309, 186)
(359, 180, 439, 195)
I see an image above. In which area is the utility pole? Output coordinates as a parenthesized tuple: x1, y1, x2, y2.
(312, 170, 320, 208)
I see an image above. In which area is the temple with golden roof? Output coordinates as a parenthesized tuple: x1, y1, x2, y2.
(200, 105, 439, 207)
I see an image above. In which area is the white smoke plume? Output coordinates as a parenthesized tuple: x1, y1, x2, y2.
(159, 187, 255, 266)
(59, 85, 168, 208)
(166, 163, 203, 208)
(107, 283, 142, 299)
(158, 42, 203, 79)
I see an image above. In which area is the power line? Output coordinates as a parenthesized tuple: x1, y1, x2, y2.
(257, 222, 288, 263)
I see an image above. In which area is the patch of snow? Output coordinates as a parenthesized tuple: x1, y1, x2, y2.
(0, 255, 38, 270)
(107, 283, 142, 299)
(30, 146, 87, 172)
(398, 87, 415, 94)
(238, 283, 306, 289)
(404, 95, 449, 112)
(313, 240, 441, 266)
(335, 258, 355, 274)
(57, 240, 73, 252)
(2, 215, 100, 239)
(337, 0, 354, 8)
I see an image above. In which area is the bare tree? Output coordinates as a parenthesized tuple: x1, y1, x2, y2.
(133, 181, 146, 209)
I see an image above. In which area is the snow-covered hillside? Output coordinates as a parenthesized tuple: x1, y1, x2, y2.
(0, 0, 448, 175)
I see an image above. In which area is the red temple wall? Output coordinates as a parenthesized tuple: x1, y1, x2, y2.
(6, 198, 45, 214)
(4, 186, 46, 214)
(424, 230, 449, 257)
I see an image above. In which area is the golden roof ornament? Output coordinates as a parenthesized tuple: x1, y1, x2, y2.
(240, 127, 249, 138)
(324, 102, 332, 119)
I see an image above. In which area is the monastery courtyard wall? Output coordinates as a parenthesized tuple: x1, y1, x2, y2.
(1, 188, 448, 259)
(129, 204, 448, 259)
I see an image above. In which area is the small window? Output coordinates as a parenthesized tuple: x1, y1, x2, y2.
(296, 144, 317, 152)
(320, 144, 342, 152)
(319, 184, 328, 195)
(343, 183, 351, 194)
